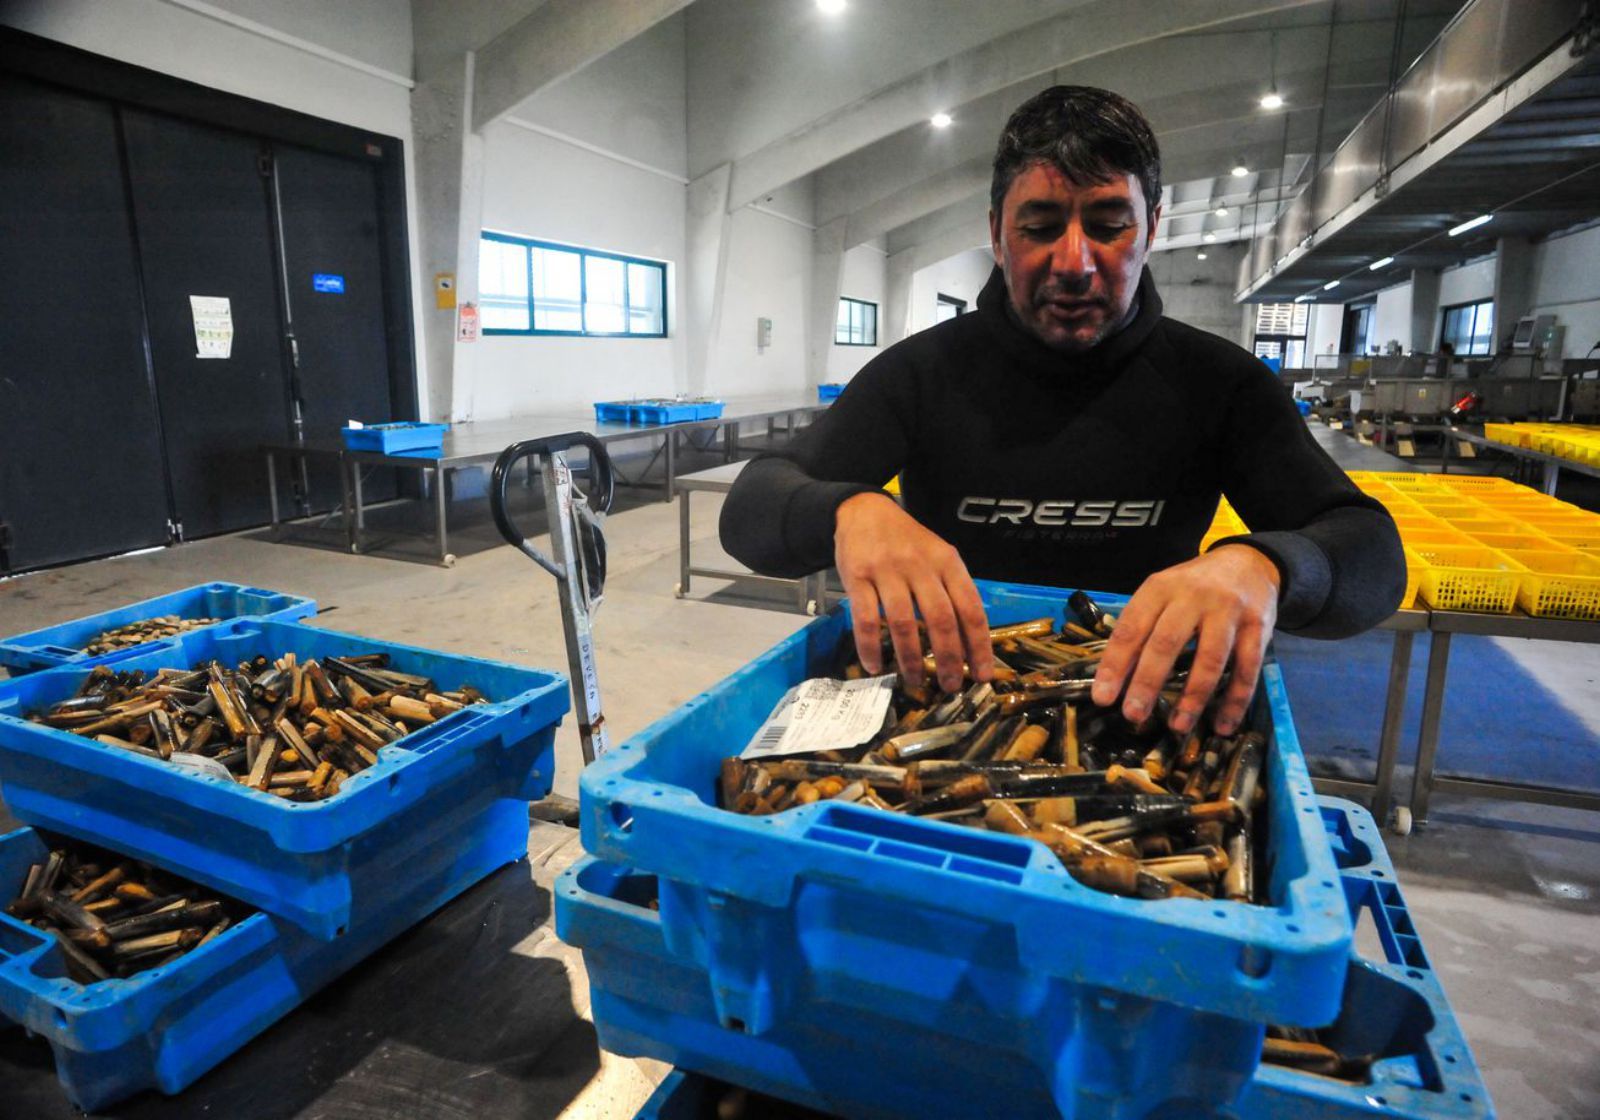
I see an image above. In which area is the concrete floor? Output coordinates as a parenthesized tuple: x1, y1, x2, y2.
(1, 479, 1598, 1118)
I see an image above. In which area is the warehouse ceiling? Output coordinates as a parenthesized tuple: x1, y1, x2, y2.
(644, 0, 1463, 265)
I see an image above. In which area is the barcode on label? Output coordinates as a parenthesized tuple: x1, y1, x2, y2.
(753, 723, 787, 749)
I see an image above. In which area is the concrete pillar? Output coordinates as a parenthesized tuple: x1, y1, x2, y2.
(884, 250, 916, 345)
(1493, 237, 1536, 353)
(1409, 268, 1441, 355)
(411, 55, 486, 422)
(808, 218, 848, 386)
(685, 164, 733, 396)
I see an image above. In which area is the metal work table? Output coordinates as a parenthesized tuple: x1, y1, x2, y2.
(263, 394, 828, 566)
(1444, 428, 1600, 494)
(675, 461, 826, 614)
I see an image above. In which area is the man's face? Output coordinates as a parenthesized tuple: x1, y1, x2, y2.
(990, 162, 1159, 352)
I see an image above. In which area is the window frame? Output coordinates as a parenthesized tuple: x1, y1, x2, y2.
(835, 296, 879, 346)
(479, 231, 669, 339)
(935, 292, 968, 321)
(1438, 298, 1494, 357)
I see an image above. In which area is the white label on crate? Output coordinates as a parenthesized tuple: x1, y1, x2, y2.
(740, 675, 896, 760)
(189, 295, 233, 359)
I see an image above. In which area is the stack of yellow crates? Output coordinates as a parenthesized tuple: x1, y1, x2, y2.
(1482, 422, 1600, 467)
(1200, 476, 1600, 617)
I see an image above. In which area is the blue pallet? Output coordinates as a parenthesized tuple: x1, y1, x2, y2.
(580, 582, 1350, 1037)
(341, 421, 449, 454)
(574, 800, 1492, 1120)
(595, 401, 635, 423)
(0, 582, 316, 676)
(0, 815, 534, 1112)
(817, 383, 844, 402)
(0, 619, 567, 938)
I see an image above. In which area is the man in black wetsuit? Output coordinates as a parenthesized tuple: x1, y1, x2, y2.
(721, 86, 1404, 738)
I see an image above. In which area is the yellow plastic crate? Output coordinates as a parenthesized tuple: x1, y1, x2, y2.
(1502, 549, 1600, 620)
(1388, 511, 1447, 533)
(1432, 515, 1504, 537)
(1402, 526, 1476, 549)
(1467, 530, 1570, 554)
(1519, 512, 1600, 534)
(1434, 474, 1519, 492)
(1400, 547, 1422, 610)
(1413, 545, 1525, 613)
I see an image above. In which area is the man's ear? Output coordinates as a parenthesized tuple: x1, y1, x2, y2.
(1145, 201, 1164, 250)
(989, 208, 1003, 266)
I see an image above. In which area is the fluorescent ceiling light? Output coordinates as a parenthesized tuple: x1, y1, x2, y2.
(1369, 256, 1394, 271)
(1197, 252, 1208, 260)
(930, 112, 953, 128)
(1448, 214, 1492, 236)
(1214, 206, 1229, 217)
(1294, 294, 1314, 302)
(1260, 92, 1284, 110)
(816, 0, 847, 13)
(1203, 233, 1216, 242)
(1323, 279, 1341, 290)
(1231, 165, 1249, 177)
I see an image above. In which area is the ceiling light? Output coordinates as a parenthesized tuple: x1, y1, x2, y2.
(1203, 232, 1216, 242)
(1197, 252, 1208, 260)
(1369, 256, 1395, 271)
(930, 112, 953, 129)
(1448, 214, 1492, 236)
(1294, 294, 1314, 303)
(1323, 279, 1341, 290)
(1231, 165, 1249, 177)
(1214, 206, 1229, 217)
(1260, 91, 1284, 110)
(816, 0, 847, 13)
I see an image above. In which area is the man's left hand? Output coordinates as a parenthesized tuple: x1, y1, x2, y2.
(1089, 545, 1281, 736)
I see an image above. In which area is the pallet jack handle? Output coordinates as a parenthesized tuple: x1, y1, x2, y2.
(490, 433, 615, 763)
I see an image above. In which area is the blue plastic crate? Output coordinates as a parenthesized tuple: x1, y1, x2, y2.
(0, 582, 316, 676)
(817, 383, 844, 402)
(572, 799, 1492, 1120)
(0, 619, 567, 938)
(0, 818, 534, 1112)
(632, 400, 721, 424)
(580, 582, 1350, 1035)
(595, 401, 635, 423)
(341, 421, 449, 454)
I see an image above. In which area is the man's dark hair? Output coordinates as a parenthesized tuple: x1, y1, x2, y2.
(990, 86, 1162, 223)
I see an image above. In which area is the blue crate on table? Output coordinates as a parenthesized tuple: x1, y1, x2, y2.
(579, 799, 1492, 1120)
(341, 421, 449, 454)
(573, 581, 1353, 1117)
(0, 619, 567, 939)
(0, 582, 315, 676)
(817, 383, 844, 402)
(595, 401, 635, 423)
(633, 400, 724, 424)
(0, 821, 533, 1112)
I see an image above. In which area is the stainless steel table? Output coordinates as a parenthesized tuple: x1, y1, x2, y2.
(262, 395, 828, 567)
(675, 461, 826, 614)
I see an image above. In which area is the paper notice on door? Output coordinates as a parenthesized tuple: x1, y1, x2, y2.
(740, 675, 896, 760)
(189, 295, 233, 359)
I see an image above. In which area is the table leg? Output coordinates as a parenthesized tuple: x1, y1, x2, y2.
(435, 465, 453, 566)
(352, 463, 367, 533)
(664, 431, 677, 501)
(266, 450, 281, 539)
(1409, 631, 1453, 828)
(1372, 629, 1415, 827)
(724, 421, 737, 463)
(340, 455, 359, 553)
(1542, 460, 1560, 496)
(678, 489, 692, 598)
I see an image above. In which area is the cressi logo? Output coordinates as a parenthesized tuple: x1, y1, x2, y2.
(956, 497, 1166, 528)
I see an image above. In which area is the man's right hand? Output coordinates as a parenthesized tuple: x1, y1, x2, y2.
(834, 492, 992, 693)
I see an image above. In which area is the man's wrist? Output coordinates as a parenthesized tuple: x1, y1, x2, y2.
(1209, 540, 1283, 593)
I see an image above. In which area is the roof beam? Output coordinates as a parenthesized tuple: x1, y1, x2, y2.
(472, 0, 695, 132)
(729, 0, 1326, 212)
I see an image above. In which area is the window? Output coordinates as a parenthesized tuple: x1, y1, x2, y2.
(935, 293, 967, 323)
(479, 232, 667, 337)
(1252, 302, 1309, 368)
(1439, 299, 1494, 356)
(835, 297, 878, 346)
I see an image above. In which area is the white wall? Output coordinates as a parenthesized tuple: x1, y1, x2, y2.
(1306, 303, 1344, 358)
(1370, 282, 1413, 354)
(465, 17, 691, 419)
(908, 249, 994, 333)
(704, 207, 814, 397)
(1146, 243, 1250, 347)
(827, 243, 888, 381)
(3, 0, 430, 409)
(1439, 255, 1495, 308)
(1529, 222, 1600, 360)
